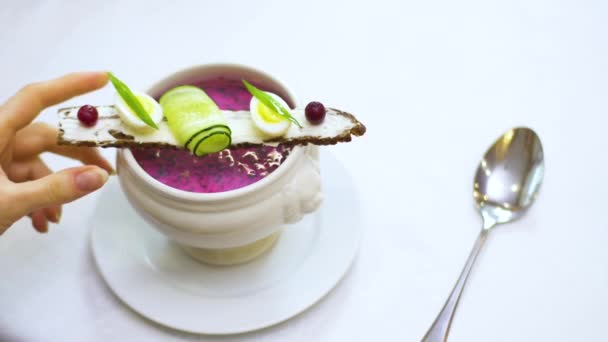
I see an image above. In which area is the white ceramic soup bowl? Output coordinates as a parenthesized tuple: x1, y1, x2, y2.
(116, 64, 322, 265)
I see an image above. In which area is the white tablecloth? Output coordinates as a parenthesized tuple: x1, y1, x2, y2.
(1, 1, 607, 341)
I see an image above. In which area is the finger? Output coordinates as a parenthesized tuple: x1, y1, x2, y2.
(13, 122, 114, 173)
(6, 159, 54, 184)
(0, 140, 13, 172)
(30, 210, 48, 233)
(11, 165, 109, 217)
(0, 72, 108, 132)
(27, 158, 62, 223)
(5, 159, 62, 223)
(5, 160, 30, 182)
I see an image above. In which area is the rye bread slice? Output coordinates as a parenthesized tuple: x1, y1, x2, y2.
(57, 105, 366, 149)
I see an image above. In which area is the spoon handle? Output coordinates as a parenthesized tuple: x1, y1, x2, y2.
(421, 229, 489, 342)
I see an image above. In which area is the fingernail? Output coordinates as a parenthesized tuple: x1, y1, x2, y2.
(75, 168, 109, 192)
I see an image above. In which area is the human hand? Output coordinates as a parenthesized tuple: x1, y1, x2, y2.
(0, 72, 113, 235)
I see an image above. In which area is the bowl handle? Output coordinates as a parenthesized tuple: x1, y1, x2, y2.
(282, 146, 323, 223)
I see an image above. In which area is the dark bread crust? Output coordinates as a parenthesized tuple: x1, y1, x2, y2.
(57, 107, 366, 149)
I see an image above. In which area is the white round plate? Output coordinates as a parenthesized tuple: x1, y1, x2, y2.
(91, 151, 362, 335)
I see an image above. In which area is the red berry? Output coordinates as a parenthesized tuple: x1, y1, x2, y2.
(77, 105, 98, 127)
(305, 101, 326, 125)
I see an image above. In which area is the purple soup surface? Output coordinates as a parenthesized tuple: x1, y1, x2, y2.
(131, 78, 292, 193)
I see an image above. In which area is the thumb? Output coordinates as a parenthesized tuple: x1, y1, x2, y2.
(15, 166, 109, 215)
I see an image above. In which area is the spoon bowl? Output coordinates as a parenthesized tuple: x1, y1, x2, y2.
(422, 127, 544, 342)
(474, 127, 544, 228)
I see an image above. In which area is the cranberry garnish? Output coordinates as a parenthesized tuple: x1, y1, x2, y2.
(77, 105, 98, 127)
(305, 101, 326, 125)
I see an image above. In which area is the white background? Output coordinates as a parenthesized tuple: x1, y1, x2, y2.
(1, 0, 607, 341)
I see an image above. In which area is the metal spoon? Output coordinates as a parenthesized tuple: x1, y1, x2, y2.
(421, 127, 544, 342)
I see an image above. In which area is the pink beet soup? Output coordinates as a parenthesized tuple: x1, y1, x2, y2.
(131, 78, 292, 193)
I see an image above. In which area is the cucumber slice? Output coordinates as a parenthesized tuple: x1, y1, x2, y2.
(159, 86, 231, 155)
(188, 125, 232, 156)
(185, 124, 232, 150)
(193, 131, 232, 157)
